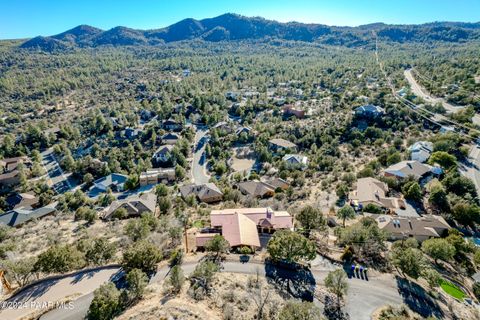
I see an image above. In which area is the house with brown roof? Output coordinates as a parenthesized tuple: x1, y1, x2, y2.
(365, 213, 451, 243)
(0, 156, 31, 189)
(6, 192, 39, 210)
(103, 193, 156, 220)
(196, 207, 293, 250)
(349, 177, 406, 212)
(264, 178, 289, 191)
(282, 105, 305, 119)
(179, 183, 223, 203)
(268, 138, 298, 153)
(236, 178, 289, 198)
(237, 181, 275, 198)
(0, 170, 22, 188)
(0, 156, 30, 172)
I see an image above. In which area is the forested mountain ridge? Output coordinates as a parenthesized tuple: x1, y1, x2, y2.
(18, 13, 480, 51)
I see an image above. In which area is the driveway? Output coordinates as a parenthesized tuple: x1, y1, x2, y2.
(191, 126, 210, 184)
(40, 148, 78, 194)
(0, 267, 120, 320)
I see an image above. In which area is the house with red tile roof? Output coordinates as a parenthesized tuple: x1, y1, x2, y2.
(196, 207, 293, 250)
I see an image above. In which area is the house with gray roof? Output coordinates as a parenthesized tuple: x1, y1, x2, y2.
(408, 141, 433, 163)
(283, 154, 308, 168)
(384, 160, 440, 181)
(365, 213, 450, 243)
(268, 138, 297, 153)
(103, 193, 156, 220)
(152, 145, 174, 165)
(354, 104, 385, 118)
(92, 173, 128, 192)
(0, 204, 56, 227)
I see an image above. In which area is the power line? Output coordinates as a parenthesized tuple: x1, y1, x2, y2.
(373, 33, 479, 140)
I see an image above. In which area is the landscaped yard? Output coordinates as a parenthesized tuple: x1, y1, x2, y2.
(439, 279, 466, 300)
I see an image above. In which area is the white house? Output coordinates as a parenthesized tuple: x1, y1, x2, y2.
(283, 154, 308, 168)
(408, 141, 433, 163)
(354, 104, 385, 118)
(153, 145, 174, 164)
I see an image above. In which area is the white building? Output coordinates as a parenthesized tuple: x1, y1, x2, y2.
(283, 154, 308, 168)
(408, 141, 433, 163)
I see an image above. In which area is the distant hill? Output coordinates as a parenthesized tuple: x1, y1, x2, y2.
(19, 13, 480, 51)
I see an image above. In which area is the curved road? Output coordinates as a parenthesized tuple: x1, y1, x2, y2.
(0, 267, 119, 320)
(404, 69, 465, 114)
(25, 259, 403, 320)
(152, 260, 401, 320)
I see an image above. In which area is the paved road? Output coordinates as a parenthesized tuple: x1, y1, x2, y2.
(191, 126, 210, 184)
(459, 144, 480, 196)
(40, 293, 94, 320)
(404, 69, 480, 127)
(404, 69, 465, 114)
(152, 259, 402, 320)
(0, 267, 120, 320)
(40, 148, 77, 194)
(17, 257, 401, 320)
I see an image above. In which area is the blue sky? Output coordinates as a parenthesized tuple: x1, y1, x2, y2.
(1, 0, 479, 39)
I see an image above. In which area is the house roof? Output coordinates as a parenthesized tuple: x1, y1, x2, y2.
(237, 181, 275, 197)
(203, 208, 291, 249)
(218, 212, 261, 248)
(269, 138, 297, 149)
(0, 156, 28, 166)
(349, 177, 405, 210)
(283, 154, 308, 165)
(212, 121, 229, 129)
(0, 170, 19, 182)
(0, 156, 29, 172)
(355, 104, 385, 114)
(264, 178, 289, 190)
(140, 168, 176, 179)
(6, 192, 39, 210)
(179, 183, 223, 202)
(154, 145, 174, 155)
(0, 204, 56, 227)
(367, 214, 450, 239)
(210, 207, 293, 229)
(235, 126, 252, 135)
(103, 193, 156, 219)
(163, 118, 180, 125)
(384, 161, 433, 179)
(162, 132, 180, 140)
(94, 173, 128, 187)
(408, 141, 433, 153)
